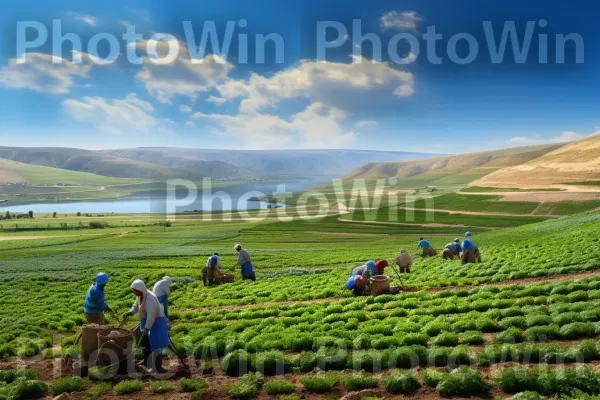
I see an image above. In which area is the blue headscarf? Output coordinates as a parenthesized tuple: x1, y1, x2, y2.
(345, 276, 356, 289)
(366, 260, 377, 275)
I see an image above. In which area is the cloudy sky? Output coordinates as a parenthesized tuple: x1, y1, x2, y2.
(0, 0, 598, 153)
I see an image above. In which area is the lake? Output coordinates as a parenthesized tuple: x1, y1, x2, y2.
(0, 180, 329, 214)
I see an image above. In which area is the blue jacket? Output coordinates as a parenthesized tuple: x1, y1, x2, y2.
(445, 243, 461, 253)
(417, 240, 430, 250)
(84, 284, 107, 314)
(461, 239, 477, 251)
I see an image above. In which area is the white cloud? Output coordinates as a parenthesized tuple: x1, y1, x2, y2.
(179, 104, 192, 113)
(0, 53, 91, 94)
(135, 39, 234, 104)
(355, 120, 378, 128)
(507, 131, 589, 146)
(67, 12, 98, 26)
(62, 93, 161, 135)
(211, 55, 415, 113)
(380, 11, 423, 33)
(192, 102, 356, 149)
(185, 121, 197, 128)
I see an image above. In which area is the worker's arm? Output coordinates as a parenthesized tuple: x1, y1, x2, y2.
(96, 288, 111, 313)
(123, 301, 138, 319)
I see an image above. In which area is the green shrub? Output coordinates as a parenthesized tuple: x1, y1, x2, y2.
(50, 377, 84, 394)
(476, 318, 501, 332)
(340, 371, 378, 391)
(423, 321, 452, 336)
(0, 369, 36, 383)
(560, 322, 596, 339)
(221, 349, 251, 376)
(252, 351, 286, 375)
(179, 378, 208, 393)
(526, 314, 552, 328)
(500, 316, 527, 329)
(420, 369, 447, 387)
(299, 374, 338, 393)
(433, 332, 459, 346)
(494, 327, 525, 344)
(227, 372, 263, 399)
(400, 333, 428, 346)
(88, 366, 113, 381)
(114, 380, 144, 395)
(554, 312, 584, 326)
(87, 383, 112, 399)
(150, 380, 173, 394)
(279, 395, 300, 400)
(494, 366, 534, 393)
(263, 379, 295, 395)
(461, 330, 484, 345)
(525, 324, 560, 341)
(381, 370, 420, 394)
(2, 378, 49, 400)
(564, 340, 600, 362)
(506, 391, 547, 399)
(436, 367, 490, 396)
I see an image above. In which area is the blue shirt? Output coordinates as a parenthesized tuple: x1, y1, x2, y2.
(84, 284, 107, 314)
(416, 240, 430, 250)
(446, 243, 461, 253)
(461, 239, 477, 250)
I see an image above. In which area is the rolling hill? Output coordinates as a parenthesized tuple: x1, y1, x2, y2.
(102, 148, 441, 177)
(0, 158, 144, 186)
(0, 147, 260, 181)
(342, 144, 564, 187)
(470, 133, 600, 187)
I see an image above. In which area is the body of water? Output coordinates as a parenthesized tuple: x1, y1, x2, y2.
(0, 180, 329, 214)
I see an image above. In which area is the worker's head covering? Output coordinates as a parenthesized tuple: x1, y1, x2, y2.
(345, 275, 357, 289)
(454, 238, 460, 243)
(234, 244, 242, 250)
(131, 279, 147, 293)
(366, 260, 377, 275)
(419, 237, 424, 241)
(162, 276, 172, 284)
(213, 252, 219, 256)
(375, 260, 388, 275)
(354, 275, 366, 290)
(465, 231, 472, 237)
(96, 273, 109, 285)
(401, 250, 407, 254)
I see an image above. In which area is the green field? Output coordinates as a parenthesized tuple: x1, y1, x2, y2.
(461, 186, 561, 193)
(412, 193, 541, 214)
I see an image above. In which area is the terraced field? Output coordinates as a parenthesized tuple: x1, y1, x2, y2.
(1, 211, 600, 399)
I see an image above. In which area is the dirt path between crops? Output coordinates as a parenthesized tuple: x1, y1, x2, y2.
(335, 218, 497, 230)
(397, 206, 562, 218)
(187, 268, 600, 312)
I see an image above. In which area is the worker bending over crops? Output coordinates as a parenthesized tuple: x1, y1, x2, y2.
(443, 238, 462, 260)
(460, 232, 481, 265)
(152, 276, 172, 318)
(232, 244, 255, 281)
(123, 280, 169, 374)
(202, 253, 222, 286)
(351, 260, 378, 278)
(395, 250, 413, 273)
(83, 272, 112, 325)
(417, 237, 437, 257)
(345, 275, 366, 296)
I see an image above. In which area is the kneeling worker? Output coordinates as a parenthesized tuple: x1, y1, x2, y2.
(123, 280, 169, 373)
(152, 276, 172, 318)
(395, 250, 413, 273)
(83, 272, 112, 325)
(442, 238, 461, 260)
(351, 260, 378, 279)
(345, 275, 366, 297)
(417, 237, 437, 257)
(461, 232, 481, 265)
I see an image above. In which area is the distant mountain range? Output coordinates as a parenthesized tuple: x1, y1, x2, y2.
(0, 147, 441, 182)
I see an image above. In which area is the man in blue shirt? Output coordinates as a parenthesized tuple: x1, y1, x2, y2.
(417, 237, 437, 257)
(443, 238, 461, 260)
(83, 272, 112, 325)
(460, 232, 481, 265)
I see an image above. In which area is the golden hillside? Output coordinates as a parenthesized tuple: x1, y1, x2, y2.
(343, 144, 562, 182)
(470, 134, 600, 187)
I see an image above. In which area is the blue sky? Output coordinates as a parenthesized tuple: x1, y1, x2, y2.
(0, 0, 598, 153)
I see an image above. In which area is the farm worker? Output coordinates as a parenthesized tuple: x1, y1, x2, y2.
(202, 253, 222, 286)
(351, 260, 378, 278)
(123, 280, 169, 373)
(460, 234, 481, 265)
(395, 250, 412, 273)
(345, 275, 366, 297)
(83, 272, 112, 325)
(152, 276, 172, 319)
(232, 244, 256, 281)
(442, 238, 462, 260)
(374, 260, 389, 275)
(417, 238, 437, 257)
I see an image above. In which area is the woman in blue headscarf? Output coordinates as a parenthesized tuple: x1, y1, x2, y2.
(83, 272, 112, 325)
